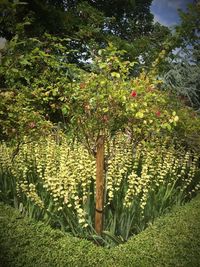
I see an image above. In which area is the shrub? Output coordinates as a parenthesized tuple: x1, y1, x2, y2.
(0, 194, 200, 266)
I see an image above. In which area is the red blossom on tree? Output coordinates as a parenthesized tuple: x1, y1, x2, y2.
(155, 111, 161, 117)
(130, 90, 137, 97)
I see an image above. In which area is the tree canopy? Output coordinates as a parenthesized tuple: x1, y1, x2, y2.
(0, 0, 154, 39)
(0, 0, 171, 68)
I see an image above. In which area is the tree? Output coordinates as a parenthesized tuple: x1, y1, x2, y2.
(0, 0, 154, 39)
(0, 0, 170, 69)
(175, 1, 200, 61)
(152, 2, 200, 109)
(0, 34, 179, 233)
(162, 50, 200, 109)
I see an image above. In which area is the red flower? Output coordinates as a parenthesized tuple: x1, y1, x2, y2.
(130, 90, 137, 97)
(80, 83, 86, 89)
(156, 111, 161, 117)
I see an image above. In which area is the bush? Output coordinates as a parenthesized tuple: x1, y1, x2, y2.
(1, 194, 200, 267)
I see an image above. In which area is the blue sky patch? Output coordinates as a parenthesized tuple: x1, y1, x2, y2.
(151, 0, 194, 26)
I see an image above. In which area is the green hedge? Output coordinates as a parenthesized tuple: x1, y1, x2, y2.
(1, 195, 200, 267)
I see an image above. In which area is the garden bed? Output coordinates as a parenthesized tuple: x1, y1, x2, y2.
(1, 194, 200, 267)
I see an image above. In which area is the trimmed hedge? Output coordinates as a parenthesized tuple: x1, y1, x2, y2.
(0, 195, 200, 267)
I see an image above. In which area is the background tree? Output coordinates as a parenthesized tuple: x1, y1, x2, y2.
(0, 0, 170, 69)
(0, 0, 154, 39)
(154, 2, 200, 109)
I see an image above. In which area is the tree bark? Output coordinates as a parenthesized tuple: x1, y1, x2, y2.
(95, 135, 105, 235)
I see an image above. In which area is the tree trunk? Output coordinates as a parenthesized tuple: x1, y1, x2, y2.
(95, 135, 105, 235)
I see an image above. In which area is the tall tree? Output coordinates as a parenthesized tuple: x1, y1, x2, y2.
(153, 1, 200, 109)
(0, 0, 170, 68)
(0, 0, 154, 40)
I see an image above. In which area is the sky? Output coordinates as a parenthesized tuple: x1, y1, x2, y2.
(151, 0, 194, 27)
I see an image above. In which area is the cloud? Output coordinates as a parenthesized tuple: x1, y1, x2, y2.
(167, 0, 187, 10)
(153, 13, 172, 26)
(152, 0, 192, 11)
(151, 0, 193, 26)
(167, 0, 182, 10)
(152, 10, 179, 26)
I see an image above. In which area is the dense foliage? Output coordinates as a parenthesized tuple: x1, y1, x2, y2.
(0, 36, 178, 144)
(0, 0, 171, 69)
(0, 0, 154, 39)
(154, 2, 200, 109)
(162, 50, 200, 109)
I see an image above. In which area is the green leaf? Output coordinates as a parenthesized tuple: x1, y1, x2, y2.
(61, 106, 68, 115)
(162, 123, 172, 131)
(11, 68, 19, 73)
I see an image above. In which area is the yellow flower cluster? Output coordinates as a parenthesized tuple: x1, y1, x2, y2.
(124, 149, 153, 210)
(41, 138, 95, 227)
(130, 138, 197, 212)
(0, 136, 96, 227)
(0, 142, 13, 173)
(0, 134, 199, 227)
(4, 137, 96, 227)
(105, 136, 200, 212)
(106, 134, 132, 203)
(19, 181, 44, 208)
